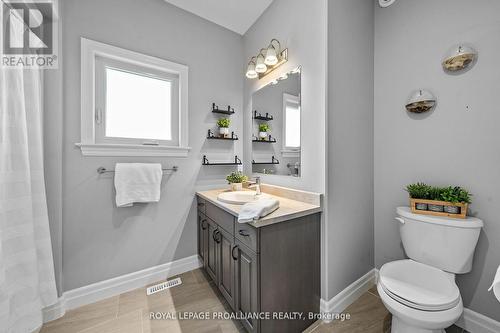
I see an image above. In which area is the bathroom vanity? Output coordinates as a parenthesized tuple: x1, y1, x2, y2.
(196, 186, 322, 333)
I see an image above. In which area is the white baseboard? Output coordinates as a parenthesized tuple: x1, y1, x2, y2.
(320, 269, 376, 318)
(43, 255, 202, 323)
(456, 308, 500, 333)
(42, 296, 66, 323)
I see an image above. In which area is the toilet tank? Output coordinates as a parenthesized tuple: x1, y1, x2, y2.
(397, 207, 483, 274)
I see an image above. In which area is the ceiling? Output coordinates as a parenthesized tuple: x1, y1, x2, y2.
(163, 0, 274, 35)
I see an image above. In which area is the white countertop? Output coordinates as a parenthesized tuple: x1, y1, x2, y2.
(196, 188, 322, 228)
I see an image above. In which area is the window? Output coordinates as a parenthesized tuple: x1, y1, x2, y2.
(78, 38, 189, 156)
(282, 93, 301, 155)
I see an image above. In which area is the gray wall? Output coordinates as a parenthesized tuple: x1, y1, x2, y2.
(242, 0, 327, 298)
(375, 0, 500, 320)
(326, 0, 375, 300)
(242, 0, 327, 193)
(59, 0, 243, 291)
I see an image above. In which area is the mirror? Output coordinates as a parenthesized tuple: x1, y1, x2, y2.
(251, 68, 301, 177)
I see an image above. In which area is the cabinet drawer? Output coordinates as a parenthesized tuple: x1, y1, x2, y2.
(197, 197, 206, 215)
(206, 202, 234, 234)
(235, 223, 259, 253)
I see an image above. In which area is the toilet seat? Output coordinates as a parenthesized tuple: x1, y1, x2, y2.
(379, 260, 460, 311)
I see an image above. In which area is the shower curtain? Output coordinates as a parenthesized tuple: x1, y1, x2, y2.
(0, 15, 58, 332)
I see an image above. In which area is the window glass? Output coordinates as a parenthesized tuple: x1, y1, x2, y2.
(105, 67, 172, 141)
(285, 102, 300, 148)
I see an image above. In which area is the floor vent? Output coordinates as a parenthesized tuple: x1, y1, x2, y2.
(146, 277, 182, 295)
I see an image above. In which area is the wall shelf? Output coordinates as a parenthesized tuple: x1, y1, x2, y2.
(207, 129, 238, 141)
(212, 103, 235, 115)
(253, 110, 273, 121)
(252, 134, 276, 143)
(203, 155, 242, 166)
(252, 156, 279, 165)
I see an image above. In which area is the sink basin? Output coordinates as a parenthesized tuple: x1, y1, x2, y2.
(217, 191, 259, 205)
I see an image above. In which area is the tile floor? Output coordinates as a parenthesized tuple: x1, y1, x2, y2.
(41, 269, 468, 333)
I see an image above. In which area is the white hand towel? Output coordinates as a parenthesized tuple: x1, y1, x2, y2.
(114, 163, 162, 207)
(238, 197, 280, 223)
(488, 265, 500, 303)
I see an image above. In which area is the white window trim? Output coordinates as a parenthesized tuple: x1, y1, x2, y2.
(282, 93, 300, 158)
(76, 38, 190, 157)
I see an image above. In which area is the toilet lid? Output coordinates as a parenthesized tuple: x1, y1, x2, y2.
(379, 260, 461, 311)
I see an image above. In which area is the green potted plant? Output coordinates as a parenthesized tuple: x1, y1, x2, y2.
(405, 182, 471, 218)
(405, 183, 430, 210)
(217, 118, 231, 138)
(427, 186, 446, 212)
(440, 186, 472, 214)
(226, 171, 248, 191)
(259, 123, 270, 140)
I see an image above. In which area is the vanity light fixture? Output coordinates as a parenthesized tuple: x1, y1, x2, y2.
(246, 39, 288, 79)
(255, 49, 268, 73)
(442, 44, 477, 72)
(264, 39, 280, 65)
(246, 57, 258, 79)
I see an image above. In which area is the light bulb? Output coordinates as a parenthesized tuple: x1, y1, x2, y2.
(264, 45, 278, 66)
(246, 61, 258, 79)
(255, 54, 267, 73)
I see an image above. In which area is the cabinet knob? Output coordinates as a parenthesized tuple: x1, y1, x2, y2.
(213, 230, 221, 243)
(238, 230, 250, 237)
(231, 245, 239, 260)
(201, 219, 207, 230)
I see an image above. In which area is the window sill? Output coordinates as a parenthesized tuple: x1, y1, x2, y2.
(75, 143, 191, 157)
(281, 149, 300, 158)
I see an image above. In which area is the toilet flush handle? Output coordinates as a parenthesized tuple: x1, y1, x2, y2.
(395, 217, 405, 224)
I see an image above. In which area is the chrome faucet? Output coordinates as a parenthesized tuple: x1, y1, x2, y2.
(248, 176, 261, 195)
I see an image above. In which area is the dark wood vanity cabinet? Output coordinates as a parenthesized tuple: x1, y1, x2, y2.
(196, 196, 320, 333)
(218, 227, 237, 308)
(234, 240, 259, 333)
(206, 218, 219, 282)
(197, 213, 208, 266)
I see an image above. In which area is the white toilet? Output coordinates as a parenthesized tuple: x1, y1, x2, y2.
(377, 207, 483, 333)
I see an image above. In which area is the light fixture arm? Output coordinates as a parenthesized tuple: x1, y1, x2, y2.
(268, 38, 281, 53)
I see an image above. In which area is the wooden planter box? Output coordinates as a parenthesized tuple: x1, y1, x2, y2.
(410, 198, 468, 219)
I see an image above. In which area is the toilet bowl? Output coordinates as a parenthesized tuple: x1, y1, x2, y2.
(378, 260, 463, 333)
(379, 207, 483, 333)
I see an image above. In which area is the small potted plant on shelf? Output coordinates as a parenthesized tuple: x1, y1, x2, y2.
(259, 124, 270, 140)
(405, 183, 430, 210)
(226, 171, 248, 191)
(217, 118, 231, 138)
(440, 186, 472, 214)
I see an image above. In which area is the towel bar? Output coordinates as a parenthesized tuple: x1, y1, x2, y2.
(97, 166, 178, 174)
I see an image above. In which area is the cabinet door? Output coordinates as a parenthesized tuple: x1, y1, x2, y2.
(234, 241, 259, 333)
(197, 214, 208, 266)
(217, 227, 236, 310)
(206, 219, 218, 282)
